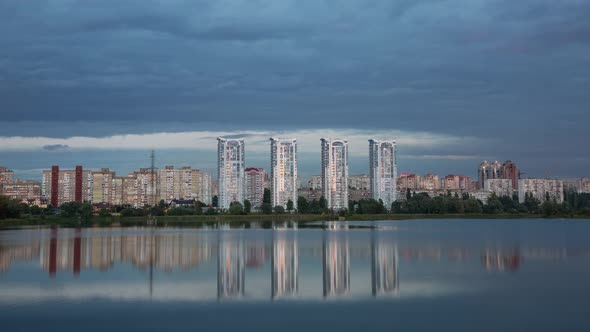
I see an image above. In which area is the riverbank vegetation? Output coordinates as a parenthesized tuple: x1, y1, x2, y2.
(1, 189, 590, 228)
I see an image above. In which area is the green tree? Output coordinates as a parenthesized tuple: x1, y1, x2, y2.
(261, 203, 273, 214)
(524, 193, 541, 214)
(297, 196, 309, 214)
(212, 195, 218, 208)
(0, 195, 24, 219)
(60, 202, 83, 218)
(229, 201, 244, 215)
(319, 196, 327, 209)
(286, 199, 294, 212)
(243, 200, 252, 214)
(158, 199, 166, 209)
(99, 208, 112, 218)
(274, 205, 285, 214)
(263, 188, 271, 204)
(195, 201, 204, 215)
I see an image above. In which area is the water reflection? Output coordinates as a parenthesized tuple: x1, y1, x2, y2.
(371, 232, 399, 296)
(217, 232, 245, 298)
(323, 230, 350, 297)
(0, 221, 588, 303)
(272, 229, 298, 299)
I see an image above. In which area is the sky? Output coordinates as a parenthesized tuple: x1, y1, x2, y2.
(0, 0, 589, 181)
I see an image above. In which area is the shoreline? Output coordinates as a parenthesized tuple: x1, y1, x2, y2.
(1, 213, 589, 229)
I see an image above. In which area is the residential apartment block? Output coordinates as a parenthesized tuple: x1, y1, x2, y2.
(577, 178, 590, 193)
(270, 137, 298, 209)
(485, 179, 513, 198)
(0, 180, 41, 204)
(518, 179, 564, 204)
(321, 138, 349, 210)
(368, 139, 397, 208)
(441, 175, 474, 191)
(217, 137, 246, 209)
(245, 168, 266, 209)
(0, 167, 14, 184)
(42, 166, 92, 207)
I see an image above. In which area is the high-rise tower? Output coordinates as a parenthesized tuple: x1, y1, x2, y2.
(320, 138, 349, 210)
(217, 137, 246, 210)
(368, 139, 397, 209)
(270, 137, 298, 210)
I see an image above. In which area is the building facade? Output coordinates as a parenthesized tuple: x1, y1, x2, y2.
(369, 139, 397, 209)
(478, 161, 503, 189)
(270, 137, 298, 210)
(217, 137, 246, 209)
(307, 176, 322, 190)
(348, 174, 370, 190)
(502, 160, 519, 190)
(155, 166, 211, 204)
(0, 167, 14, 184)
(485, 179, 513, 198)
(0, 180, 41, 204)
(42, 166, 92, 207)
(441, 175, 473, 191)
(579, 178, 590, 193)
(245, 168, 266, 209)
(422, 173, 440, 191)
(397, 173, 421, 191)
(321, 138, 349, 210)
(92, 168, 115, 205)
(518, 179, 564, 204)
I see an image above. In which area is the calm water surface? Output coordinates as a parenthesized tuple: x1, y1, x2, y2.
(1, 219, 589, 331)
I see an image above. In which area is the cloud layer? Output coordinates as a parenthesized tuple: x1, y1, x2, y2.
(0, 0, 589, 178)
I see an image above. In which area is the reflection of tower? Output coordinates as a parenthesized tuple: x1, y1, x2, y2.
(371, 232, 399, 296)
(322, 231, 350, 297)
(217, 232, 245, 298)
(73, 229, 81, 276)
(245, 243, 266, 268)
(49, 228, 57, 277)
(481, 248, 521, 272)
(271, 231, 298, 299)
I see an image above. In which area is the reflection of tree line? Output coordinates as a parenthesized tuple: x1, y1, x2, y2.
(0, 229, 583, 296)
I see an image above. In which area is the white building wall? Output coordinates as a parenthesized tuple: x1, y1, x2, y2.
(270, 138, 298, 210)
(369, 139, 397, 209)
(321, 138, 349, 210)
(217, 138, 246, 210)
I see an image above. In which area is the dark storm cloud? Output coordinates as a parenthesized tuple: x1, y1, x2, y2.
(0, 0, 589, 176)
(42, 144, 70, 151)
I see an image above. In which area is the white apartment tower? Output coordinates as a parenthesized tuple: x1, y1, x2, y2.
(369, 139, 398, 209)
(320, 138, 349, 210)
(217, 137, 246, 210)
(270, 137, 298, 210)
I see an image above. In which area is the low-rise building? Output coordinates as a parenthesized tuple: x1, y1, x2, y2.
(348, 189, 371, 202)
(470, 191, 493, 204)
(518, 179, 564, 204)
(297, 188, 322, 202)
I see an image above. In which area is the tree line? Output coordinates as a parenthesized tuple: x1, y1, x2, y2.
(2, 189, 590, 220)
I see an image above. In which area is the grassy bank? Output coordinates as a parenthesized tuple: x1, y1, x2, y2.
(1, 213, 589, 229)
